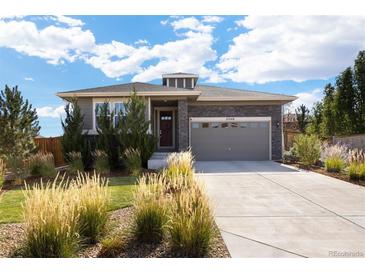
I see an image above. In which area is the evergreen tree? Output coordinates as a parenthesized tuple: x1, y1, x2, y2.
(320, 84, 336, 137)
(295, 104, 310, 133)
(0, 85, 40, 158)
(307, 102, 323, 135)
(120, 88, 157, 166)
(334, 67, 358, 134)
(96, 102, 121, 169)
(354, 50, 365, 131)
(61, 98, 85, 162)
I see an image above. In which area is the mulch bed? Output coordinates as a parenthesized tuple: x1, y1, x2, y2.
(281, 161, 365, 187)
(0, 207, 230, 258)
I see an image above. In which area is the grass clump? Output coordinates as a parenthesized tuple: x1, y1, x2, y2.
(73, 172, 110, 244)
(166, 150, 194, 178)
(348, 149, 365, 180)
(124, 148, 142, 176)
(28, 152, 56, 177)
(324, 157, 345, 173)
(92, 150, 110, 175)
(23, 177, 79, 258)
(321, 143, 348, 173)
(5, 155, 29, 184)
(293, 134, 321, 166)
(169, 183, 214, 257)
(67, 151, 84, 174)
(133, 174, 168, 243)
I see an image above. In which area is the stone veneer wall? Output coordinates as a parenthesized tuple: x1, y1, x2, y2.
(177, 99, 189, 151)
(187, 104, 283, 160)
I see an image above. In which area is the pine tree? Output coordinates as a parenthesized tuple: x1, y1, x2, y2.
(320, 84, 336, 137)
(120, 88, 157, 166)
(61, 98, 85, 162)
(354, 50, 365, 131)
(295, 104, 310, 133)
(334, 67, 358, 134)
(307, 102, 323, 135)
(0, 85, 40, 158)
(96, 102, 121, 169)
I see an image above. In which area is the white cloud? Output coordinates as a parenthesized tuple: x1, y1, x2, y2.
(0, 18, 95, 65)
(0, 16, 222, 83)
(36, 105, 65, 118)
(202, 16, 223, 23)
(286, 88, 323, 113)
(24, 77, 34, 81)
(218, 16, 365, 83)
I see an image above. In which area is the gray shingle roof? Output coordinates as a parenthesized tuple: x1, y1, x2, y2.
(195, 84, 296, 101)
(57, 82, 296, 102)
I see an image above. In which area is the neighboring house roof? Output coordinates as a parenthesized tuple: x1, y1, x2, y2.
(57, 82, 296, 103)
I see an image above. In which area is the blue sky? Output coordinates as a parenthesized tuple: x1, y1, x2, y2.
(1, 15, 365, 136)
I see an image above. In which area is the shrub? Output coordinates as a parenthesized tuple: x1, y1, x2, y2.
(133, 174, 168, 243)
(124, 147, 142, 176)
(325, 157, 345, 173)
(166, 150, 194, 178)
(5, 155, 29, 184)
(92, 150, 110, 175)
(23, 178, 79, 257)
(282, 147, 298, 164)
(73, 172, 109, 243)
(28, 152, 56, 177)
(169, 183, 214, 257)
(349, 162, 360, 180)
(293, 134, 321, 166)
(0, 158, 5, 189)
(67, 151, 84, 174)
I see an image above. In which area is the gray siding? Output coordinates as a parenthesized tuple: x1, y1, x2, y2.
(187, 105, 283, 160)
(78, 98, 93, 130)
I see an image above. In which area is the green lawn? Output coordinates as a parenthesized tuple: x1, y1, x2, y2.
(0, 176, 137, 224)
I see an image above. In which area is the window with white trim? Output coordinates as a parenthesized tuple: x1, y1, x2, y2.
(114, 102, 126, 127)
(95, 102, 126, 129)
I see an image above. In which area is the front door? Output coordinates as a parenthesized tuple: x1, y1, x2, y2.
(159, 111, 173, 147)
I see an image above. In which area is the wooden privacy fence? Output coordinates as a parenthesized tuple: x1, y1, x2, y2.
(283, 129, 300, 151)
(34, 137, 66, 167)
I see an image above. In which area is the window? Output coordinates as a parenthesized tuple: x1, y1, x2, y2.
(259, 122, 268, 128)
(202, 122, 209, 128)
(95, 102, 125, 129)
(231, 122, 238, 128)
(114, 102, 126, 127)
(192, 122, 200, 129)
(240, 122, 248, 128)
(221, 122, 229, 128)
(211, 122, 219, 128)
(249, 122, 258, 128)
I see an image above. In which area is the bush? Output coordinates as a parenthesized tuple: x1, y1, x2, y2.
(92, 150, 110, 175)
(28, 152, 56, 177)
(124, 148, 142, 176)
(5, 155, 29, 184)
(166, 150, 194, 178)
(23, 178, 79, 257)
(133, 174, 168, 243)
(293, 134, 321, 166)
(282, 147, 298, 164)
(67, 151, 84, 174)
(169, 183, 214, 257)
(73, 173, 109, 243)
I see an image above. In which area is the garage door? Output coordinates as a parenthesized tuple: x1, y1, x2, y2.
(190, 118, 271, 161)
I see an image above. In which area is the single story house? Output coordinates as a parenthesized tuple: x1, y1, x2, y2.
(57, 73, 296, 165)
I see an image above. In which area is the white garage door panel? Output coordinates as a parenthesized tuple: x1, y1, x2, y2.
(190, 119, 270, 161)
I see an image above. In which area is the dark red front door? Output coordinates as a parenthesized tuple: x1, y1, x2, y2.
(159, 111, 173, 147)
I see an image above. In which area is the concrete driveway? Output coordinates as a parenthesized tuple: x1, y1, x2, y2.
(195, 161, 365, 258)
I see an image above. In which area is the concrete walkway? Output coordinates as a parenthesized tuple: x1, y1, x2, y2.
(195, 161, 365, 258)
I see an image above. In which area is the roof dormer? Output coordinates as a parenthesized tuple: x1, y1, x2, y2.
(162, 72, 199, 89)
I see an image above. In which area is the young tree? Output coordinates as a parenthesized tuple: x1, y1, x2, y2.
(307, 102, 323, 135)
(120, 88, 157, 166)
(0, 85, 40, 158)
(61, 98, 85, 162)
(321, 84, 336, 137)
(96, 102, 121, 169)
(334, 67, 359, 134)
(295, 104, 310, 133)
(354, 50, 365, 131)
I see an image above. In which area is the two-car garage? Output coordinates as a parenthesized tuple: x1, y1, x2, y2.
(190, 117, 271, 161)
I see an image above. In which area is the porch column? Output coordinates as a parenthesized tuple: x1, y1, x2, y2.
(178, 99, 189, 151)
